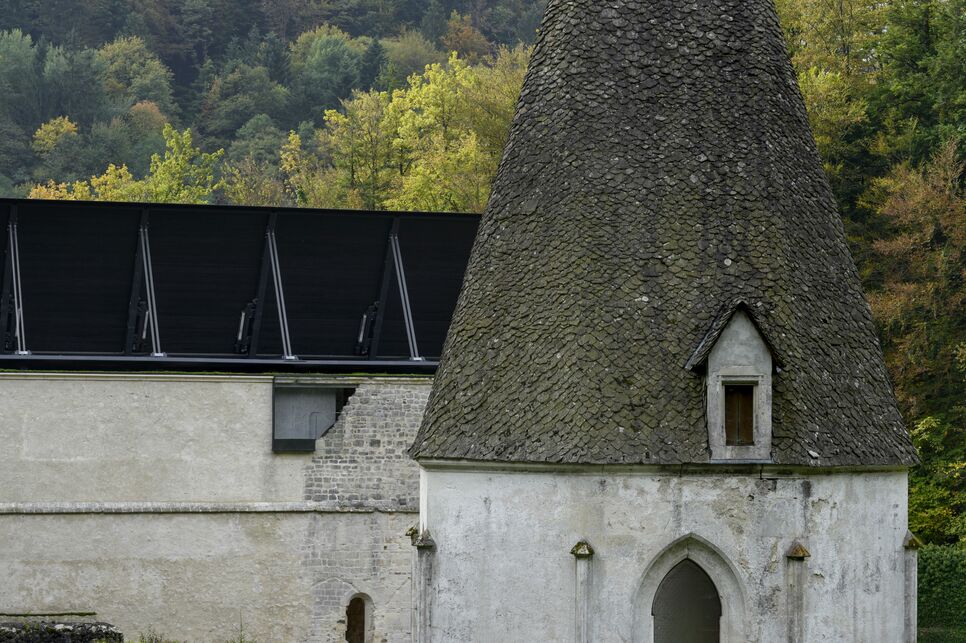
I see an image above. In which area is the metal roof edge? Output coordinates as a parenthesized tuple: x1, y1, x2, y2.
(0, 197, 482, 222)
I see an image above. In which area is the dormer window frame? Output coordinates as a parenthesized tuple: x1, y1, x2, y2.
(709, 368, 772, 461)
(689, 303, 777, 464)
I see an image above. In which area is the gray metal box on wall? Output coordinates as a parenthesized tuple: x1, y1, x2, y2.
(272, 382, 352, 452)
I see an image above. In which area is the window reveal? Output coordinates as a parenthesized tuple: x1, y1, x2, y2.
(346, 596, 368, 643)
(272, 382, 356, 453)
(724, 385, 755, 446)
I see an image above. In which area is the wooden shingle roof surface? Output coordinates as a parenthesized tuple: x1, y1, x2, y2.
(410, 0, 918, 466)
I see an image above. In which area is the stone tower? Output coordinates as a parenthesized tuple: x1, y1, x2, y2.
(410, 0, 919, 641)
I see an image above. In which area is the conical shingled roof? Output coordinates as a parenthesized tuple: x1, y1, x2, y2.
(410, 0, 918, 466)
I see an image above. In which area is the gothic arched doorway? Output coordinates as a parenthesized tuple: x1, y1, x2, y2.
(651, 559, 722, 643)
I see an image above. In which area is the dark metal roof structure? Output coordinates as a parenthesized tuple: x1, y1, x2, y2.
(0, 198, 478, 373)
(411, 0, 918, 466)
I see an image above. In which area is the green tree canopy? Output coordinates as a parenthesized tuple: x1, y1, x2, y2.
(198, 64, 290, 148)
(290, 26, 364, 121)
(31, 124, 222, 204)
(97, 36, 178, 118)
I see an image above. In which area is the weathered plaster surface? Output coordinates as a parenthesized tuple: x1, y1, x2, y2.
(1, 512, 313, 641)
(0, 375, 300, 503)
(0, 374, 429, 643)
(420, 467, 909, 643)
(0, 511, 413, 643)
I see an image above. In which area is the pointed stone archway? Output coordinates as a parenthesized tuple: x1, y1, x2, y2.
(632, 534, 749, 643)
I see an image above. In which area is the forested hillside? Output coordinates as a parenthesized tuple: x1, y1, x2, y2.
(0, 0, 963, 544)
(0, 0, 543, 202)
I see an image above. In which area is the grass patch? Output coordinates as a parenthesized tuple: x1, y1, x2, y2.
(920, 628, 966, 643)
(134, 623, 257, 643)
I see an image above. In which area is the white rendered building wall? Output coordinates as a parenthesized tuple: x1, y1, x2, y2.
(0, 374, 430, 642)
(419, 467, 909, 643)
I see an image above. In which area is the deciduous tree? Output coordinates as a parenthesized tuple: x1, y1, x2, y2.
(30, 125, 222, 204)
(97, 37, 177, 118)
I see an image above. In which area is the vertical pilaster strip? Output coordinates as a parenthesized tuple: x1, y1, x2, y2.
(904, 531, 922, 643)
(785, 541, 810, 643)
(571, 540, 595, 643)
(407, 525, 419, 641)
(411, 529, 435, 643)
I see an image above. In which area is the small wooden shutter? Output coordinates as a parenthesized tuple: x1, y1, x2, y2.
(724, 385, 755, 446)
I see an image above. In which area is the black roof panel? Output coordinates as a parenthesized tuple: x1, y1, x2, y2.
(0, 198, 478, 373)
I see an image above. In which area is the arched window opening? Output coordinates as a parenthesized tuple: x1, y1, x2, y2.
(346, 595, 369, 643)
(652, 559, 722, 643)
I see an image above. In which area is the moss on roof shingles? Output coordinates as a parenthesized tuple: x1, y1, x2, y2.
(410, 0, 918, 466)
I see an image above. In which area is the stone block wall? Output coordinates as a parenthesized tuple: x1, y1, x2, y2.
(305, 381, 431, 511)
(302, 512, 416, 642)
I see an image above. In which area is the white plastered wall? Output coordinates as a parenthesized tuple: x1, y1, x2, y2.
(419, 466, 910, 643)
(0, 373, 427, 642)
(0, 374, 300, 503)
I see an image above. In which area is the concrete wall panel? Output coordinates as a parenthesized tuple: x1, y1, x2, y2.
(0, 512, 414, 642)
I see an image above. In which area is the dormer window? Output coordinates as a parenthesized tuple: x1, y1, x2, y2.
(687, 303, 778, 462)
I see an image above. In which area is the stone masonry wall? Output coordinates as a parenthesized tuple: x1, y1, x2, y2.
(302, 512, 416, 642)
(300, 379, 431, 641)
(305, 381, 431, 511)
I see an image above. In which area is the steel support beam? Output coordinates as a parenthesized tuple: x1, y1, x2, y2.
(138, 211, 164, 357)
(369, 218, 399, 360)
(246, 214, 274, 358)
(4, 206, 28, 355)
(265, 214, 297, 360)
(390, 229, 421, 361)
(124, 210, 148, 354)
(0, 205, 13, 354)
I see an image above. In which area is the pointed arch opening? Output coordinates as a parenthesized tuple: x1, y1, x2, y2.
(632, 534, 749, 643)
(652, 559, 721, 643)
